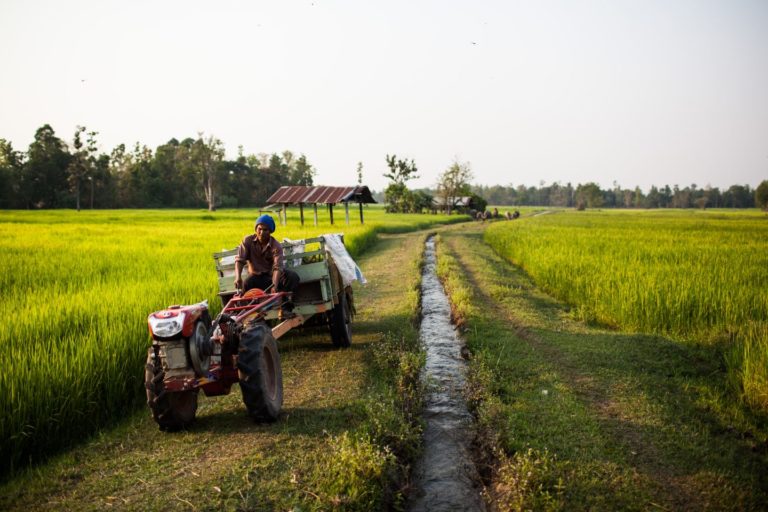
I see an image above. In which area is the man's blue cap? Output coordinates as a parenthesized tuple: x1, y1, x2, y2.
(255, 214, 276, 233)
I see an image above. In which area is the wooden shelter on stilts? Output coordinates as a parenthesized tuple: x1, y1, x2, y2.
(265, 186, 377, 227)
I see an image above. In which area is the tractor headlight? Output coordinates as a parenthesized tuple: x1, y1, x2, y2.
(149, 312, 187, 338)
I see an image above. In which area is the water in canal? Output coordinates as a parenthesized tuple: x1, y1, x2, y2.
(407, 236, 485, 512)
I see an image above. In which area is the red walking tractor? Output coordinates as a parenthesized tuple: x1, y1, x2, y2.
(144, 235, 356, 431)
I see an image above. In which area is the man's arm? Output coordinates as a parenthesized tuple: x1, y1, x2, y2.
(271, 240, 284, 290)
(234, 236, 249, 290)
(234, 260, 244, 290)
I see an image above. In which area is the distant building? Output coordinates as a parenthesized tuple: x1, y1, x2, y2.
(432, 196, 475, 214)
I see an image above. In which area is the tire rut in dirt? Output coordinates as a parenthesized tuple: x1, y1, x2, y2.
(238, 323, 283, 421)
(145, 347, 198, 431)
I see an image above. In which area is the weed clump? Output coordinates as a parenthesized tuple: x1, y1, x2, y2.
(488, 448, 565, 512)
(310, 432, 398, 510)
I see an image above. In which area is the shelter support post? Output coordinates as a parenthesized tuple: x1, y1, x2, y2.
(359, 202, 364, 224)
(344, 202, 350, 225)
(329, 204, 334, 225)
(299, 204, 305, 226)
(313, 203, 318, 226)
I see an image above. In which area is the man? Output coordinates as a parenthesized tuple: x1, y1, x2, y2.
(234, 214, 300, 307)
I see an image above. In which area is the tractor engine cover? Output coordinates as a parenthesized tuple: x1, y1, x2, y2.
(159, 340, 194, 381)
(148, 300, 211, 379)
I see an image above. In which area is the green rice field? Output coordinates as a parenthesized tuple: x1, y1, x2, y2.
(0, 207, 464, 476)
(485, 209, 768, 411)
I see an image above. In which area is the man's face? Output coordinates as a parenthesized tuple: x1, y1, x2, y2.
(255, 224, 271, 243)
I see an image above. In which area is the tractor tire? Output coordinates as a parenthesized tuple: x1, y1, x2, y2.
(329, 290, 352, 348)
(237, 323, 283, 422)
(144, 347, 198, 431)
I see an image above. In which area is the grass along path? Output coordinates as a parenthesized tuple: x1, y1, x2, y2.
(436, 224, 768, 510)
(0, 231, 428, 511)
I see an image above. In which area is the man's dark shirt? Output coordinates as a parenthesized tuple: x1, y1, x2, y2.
(235, 234, 284, 276)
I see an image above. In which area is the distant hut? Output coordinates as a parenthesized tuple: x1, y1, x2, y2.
(266, 185, 377, 226)
(432, 196, 475, 215)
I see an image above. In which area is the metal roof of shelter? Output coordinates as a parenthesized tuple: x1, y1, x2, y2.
(266, 185, 376, 205)
(432, 196, 474, 207)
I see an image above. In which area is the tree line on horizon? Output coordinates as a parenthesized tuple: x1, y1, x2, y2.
(2, 124, 767, 211)
(376, 154, 767, 213)
(0, 124, 316, 211)
(469, 181, 767, 210)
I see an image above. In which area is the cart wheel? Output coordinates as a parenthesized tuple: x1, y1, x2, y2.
(238, 323, 283, 421)
(145, 347, 198, 431)
(330, 291, 352, 348)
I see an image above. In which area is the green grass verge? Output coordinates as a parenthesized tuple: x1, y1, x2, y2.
(435, 224, 768, 511)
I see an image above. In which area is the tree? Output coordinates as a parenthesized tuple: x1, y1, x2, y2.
(383, 154, 419, 185)
(130, 143, 155, 207)
(90, 153, 112, 208)
(384, 183, 409, 213)
(0, 139, 24, 208)
(756, 180, 768, 211)
(290, 154, 316, 186)
(645, 186, 660, 208)
(110, 143, 136, 207)
(622, 188, 633, 208)
(67, 126, 98, 211)
(178, 134, 225, 211)
(436, 159, 473, 214)
(469, 192, 487, 213)
(152, 139, 190, 207)
(575, 182, 603, 209)
(549, 182, 569, 207)
(22, 124, 71, 208)
(356, 162, 363, 185)
(383, 154, 419, 213)
(515, 184, 529, 206)
(241, 152, 290, 206)
(723, 184, 753, 208)
(705, 185, 721, 208)
(633, 186, 645, 208)
(412, 189, 434, 213)
(694, 196, 709, 210)
(282, 150, 294, 170)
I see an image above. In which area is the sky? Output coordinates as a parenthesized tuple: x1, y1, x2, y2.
(1, 0, 767, 193)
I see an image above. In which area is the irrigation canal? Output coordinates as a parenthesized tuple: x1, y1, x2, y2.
(407, 235, 485, 512)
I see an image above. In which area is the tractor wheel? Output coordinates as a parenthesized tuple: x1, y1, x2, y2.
(144, 347, 198, 431)
(329, 291, 352, 348)
(237, 323, 283, 422)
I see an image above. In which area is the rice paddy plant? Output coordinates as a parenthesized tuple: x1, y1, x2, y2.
(484, 209, 768, 408)
(725, 321, 768, 411)
(0, 207, 463, 477)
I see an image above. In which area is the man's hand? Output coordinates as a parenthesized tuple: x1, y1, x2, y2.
(234, 276, 243, 291)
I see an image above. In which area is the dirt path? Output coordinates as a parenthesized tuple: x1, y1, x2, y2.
(0, 231, 428, 511)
